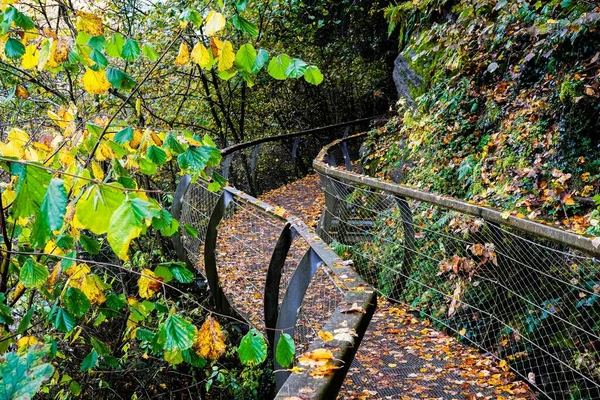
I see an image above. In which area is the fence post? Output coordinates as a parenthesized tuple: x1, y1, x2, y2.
(391, 196, 416, 300)
(264, 223, 295, 348)
(274, 248, 322, 391)
(204, 190, 243, 320)
(170, 175, 195, 268)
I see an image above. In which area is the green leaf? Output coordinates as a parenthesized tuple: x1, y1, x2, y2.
(4, 7, 34, 31)
(147, 145, 167, 166)
(276, 333, 295, 368)
(90, 336, 110, 356)
(52, 308, 76, 333)
(268, 54, 291, 80)
(55, 234, 75, 250)
(154, 264, 173, 283)
(121, 39, 140, 62)
(151, 209, 179, 237)
(142, 43, 159, 62)
(17, 308, 34, 335)
(177, 146, 221, 174)
(182, 349, 206, 368)
(80, 350, 98, 371)
(20, 258, 48, 288)
(180, 8, 202, 27)
(90, 49, 108, 68)
(80, 235, 101, 255)
(11, 164, 52, 220)
(232, 15, 258, 38)
(169, 264, 194, 283)
(87, 35, 106, 51)
(303, 66, 324, 85)
(105, 33, 125, 58)
(238, 328, 267, 366)
(0, 346, 54, 400)
(65, 287, 90, 318)
(136, 328, 155, 342)
(75, 184, 126, 235)
(160, 314, 196, 352)
(163, 133, 185, 155)
(31, 178, 68, 248)
(235, 44, 256, 73)
(285, 58, 308, 78)
(107, 199, 148, 260)
(106, 67, 136, 90)
(114, 126, 134, 144)
(183, 224, 199, 238)
(0, 294, 13, 326)
(252, 49, 269, 73)
(105, 292, 126, 311)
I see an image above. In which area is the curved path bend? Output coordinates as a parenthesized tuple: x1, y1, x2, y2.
(209, 175, 533, 399)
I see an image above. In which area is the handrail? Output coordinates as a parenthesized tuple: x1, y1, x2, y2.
(314, 132, 600, 257)
(220, 116, 385, 156)
(171, 120, 378, 399)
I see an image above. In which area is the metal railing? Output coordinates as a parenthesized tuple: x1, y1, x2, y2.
(170, 119, 379, 398)
(314, 133, 600, 399)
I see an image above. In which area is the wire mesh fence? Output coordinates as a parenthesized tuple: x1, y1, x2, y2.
(317, 168, 600, 399)
(177, 179, 348, 362)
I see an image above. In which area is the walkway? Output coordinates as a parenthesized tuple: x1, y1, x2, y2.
(207, 175, 534, 399)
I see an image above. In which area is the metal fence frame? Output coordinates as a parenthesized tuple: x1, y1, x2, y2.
(170, 120, 380, 399)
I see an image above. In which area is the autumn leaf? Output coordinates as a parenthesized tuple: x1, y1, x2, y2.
(191, 42, 212, 69)
(67, 264, 106, 305)
(76, 11, 104, 36)
(217, 41, 235, 72)
(21, 44, 39, 70)
(194, 316, 226, 360)
(174, 42, 189, 66)
(204, 11, 226, 37)
(82, 68, 111, 95)
(318, 331, 334, 341)
(138, 269, 162, 299)
(298, 348, 334, 367)
(15, 85, 29, 99)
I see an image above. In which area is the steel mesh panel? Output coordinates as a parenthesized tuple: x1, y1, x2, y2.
(318, 172, 600, 399)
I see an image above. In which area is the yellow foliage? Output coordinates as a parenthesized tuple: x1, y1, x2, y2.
(204, 11, 226, 37)
(21, 44, 38, 70)
(191, 42, 212, 69)
(15, 85, 29, 99)
(317, 331, 334, 341)
(91, 161, 104, 181)
(67, 264, 106, 304)
(17, 336, 40, 349)
(0, 128, 29, 158)
(138, 269, 162, 299)
(75, 11, 104, 36)
(82, 68, 110, 95)
(174, 42, 190, 66)
(194, 316, 226, 360)
(218, 41, 235, 72)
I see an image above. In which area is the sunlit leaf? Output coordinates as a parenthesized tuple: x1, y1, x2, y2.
(174, 42, 189, 66)
(204, 11, 226, 37)
(194, 316, 225, 359)
(82, 68, 111, 95)
(218, 41, 235, 72)
(268, 54, 291, 80)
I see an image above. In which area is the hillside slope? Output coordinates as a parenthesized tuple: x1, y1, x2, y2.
(363, 0, 600, 236)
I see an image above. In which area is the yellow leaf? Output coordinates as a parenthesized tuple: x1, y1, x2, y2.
(191, 42, 212, 69)
(52, 37, 71, 66)
(318, 331, 334, 341)
(48, 262, 62, 288)
(91, 161, 104, 181)
(287, 366, 305, 374)
(194, 316, 226, 360)
(48, 105, 76, 130)
(21, 44, 39, 70)
(210, 37, 223, 57)
(204, 11, 226, 37)
(298, 348, 334, 367)
(76, 11, 104, 36)
(174, 42, 190, 66)
(8, 127, 29, 146)
(67, 263, 106, 304)
(17, 336, 40, 349)
(95, 141, 115, 161)
(218, 41, 235, 72)
(138, 269, 162, 299)
(82, 68, 110, 95)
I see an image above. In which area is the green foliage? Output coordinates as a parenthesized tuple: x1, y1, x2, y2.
(238, 329, 267, 366)
(0, 345, 54, 400)
(275, 333, 295, 368)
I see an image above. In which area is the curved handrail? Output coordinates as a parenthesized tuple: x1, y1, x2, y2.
(314, 132, 600, 257)
(171, 122, 379, 399)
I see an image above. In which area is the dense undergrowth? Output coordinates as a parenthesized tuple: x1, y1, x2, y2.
(362, 0, 600, 235)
